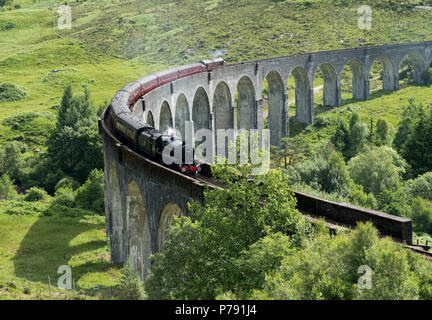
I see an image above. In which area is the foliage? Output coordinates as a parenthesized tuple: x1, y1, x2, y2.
(145, 166, 311, 300)
(2, 112, 54, 130)
(272, 135, 311, 168)
(0, 141, 27, 180)
(331, 113, 367, 160)
(402, 106, 432, 177)
(74, 169, 104, 214)
(24, 187, 48, 202)
(0, 174, 17, 200)
(393, 99, 424, 153)
(373, 119, 393, 147)
(409, 198, 432, 234)
(47, 86, 103, 184)
(253, 222, 429, 300)
(120, 261, 147, 300)
(348, 146, 407, 197)
(55, 176, 80, 191)
(53, 187, 75, 208)
(405, 172, 432, 203)
(0, 82, 26, 102)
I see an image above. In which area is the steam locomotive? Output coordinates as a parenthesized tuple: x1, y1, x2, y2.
(109, 58, 225, 176)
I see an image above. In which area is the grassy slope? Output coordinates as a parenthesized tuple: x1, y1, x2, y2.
(0, 0, 432, 299)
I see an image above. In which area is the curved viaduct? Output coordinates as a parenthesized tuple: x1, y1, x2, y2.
(101, 41, 432, 280)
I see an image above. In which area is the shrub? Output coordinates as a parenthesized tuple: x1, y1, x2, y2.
(24, 187, 48, 202)
(120, 261, 146, 300)
(53, 187, 75, 207)
(0, 82, 27, 102)
(55, 176, 80, 191)
(405, 172, 432, 203)
(74, 169, 104, 214)
(2, 112, 54, 130)
(0, 174, 17, 200)
(410, 198, 432, 234)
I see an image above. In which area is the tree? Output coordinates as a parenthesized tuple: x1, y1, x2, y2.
(0, 174, 17, 200)
(145, 166, 311, 300)
(402, 107, 432, 177)
(74, 169, 104, 214)
(47, 86, 103, 183)
(331, 113, 367, 160)
(409, 198, 432, 234)
(0, 141, 26, 180)
(347, 115, 368, 159)
(331, 118, 350, 157)
(393, 99, 423, 153)
(373, 119, 393, 147)
(253, 222, 427, 300)
(275, 135, 311, 168)
(405, 172, 432, 202)
(348, 146, 407, 197)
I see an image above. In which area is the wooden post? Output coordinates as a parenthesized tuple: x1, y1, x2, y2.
(48, 276, 51, 296)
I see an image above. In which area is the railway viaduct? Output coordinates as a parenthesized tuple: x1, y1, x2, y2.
(101, 41, 432, 280)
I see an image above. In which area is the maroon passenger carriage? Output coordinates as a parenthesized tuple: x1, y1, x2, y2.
(109, 58, 225, 176)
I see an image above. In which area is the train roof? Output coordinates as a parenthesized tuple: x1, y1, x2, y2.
(136, 74, 158, 86)
(155, 67, 179, 78)
(111, 90, 131, 114)
(115, 111, 147, 131)
(123, 81, 141, 93)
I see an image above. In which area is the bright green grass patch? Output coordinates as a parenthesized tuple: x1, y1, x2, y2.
(0, 210, 122, 299)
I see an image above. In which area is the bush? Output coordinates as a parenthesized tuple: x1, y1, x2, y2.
(53, 187, 75, 207)
(2, 112, 54, 130)
(55, 176, 80, 191)
(410, 198, 432, 234)
(0, 21, 15, 30)
(24, 187, 48, 202)
(0, 174, 17, 200)
(120, 261, 146, 300)
(254, 222, 427, 300)
(74, 169, 104, 214)
(0, 82, 27, 102)
(405, 172, 432, 203)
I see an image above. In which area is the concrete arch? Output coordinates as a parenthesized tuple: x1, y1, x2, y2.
(236, 76, 256, 130)
(314, 63, 339, 107)
(290, 67, 313, 125)
(399, 52, 427, 84)
(213, 81, 234, 157)
(109, 162, 124, 264)
(146, 111, 155, 127)
(157, 202, 184, 250)
(264, 71, 286, 146)
(370, 56, 397, 91)
(175, 93, 190, 140)
(125, 181, 151, 280)
(192, 87, 211, 142)
(342, 59, 368, 100)
(159, 101, 173, 135)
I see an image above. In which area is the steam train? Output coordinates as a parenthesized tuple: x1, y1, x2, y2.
(109, 58, 225, 176)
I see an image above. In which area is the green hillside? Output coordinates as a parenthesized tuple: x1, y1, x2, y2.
(1, 0, 432, 300)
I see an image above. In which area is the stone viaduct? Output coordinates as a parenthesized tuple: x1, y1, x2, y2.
(101, 41, 432, 280)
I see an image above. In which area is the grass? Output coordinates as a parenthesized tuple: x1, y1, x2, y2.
(0, 202, 123, 300)
(1, 0, 432, 299)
